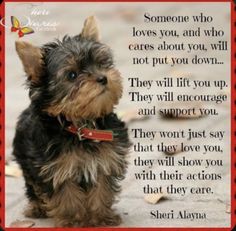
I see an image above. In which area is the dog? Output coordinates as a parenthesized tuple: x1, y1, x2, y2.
(13, 16, 130, 227)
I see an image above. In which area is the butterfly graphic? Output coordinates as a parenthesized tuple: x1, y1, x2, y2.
(11, 16, 34, 38)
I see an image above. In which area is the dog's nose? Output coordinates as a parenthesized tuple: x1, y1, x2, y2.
(96, 75, 107, 85)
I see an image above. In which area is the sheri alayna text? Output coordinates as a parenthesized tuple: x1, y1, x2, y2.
(150, 209, 207, 221)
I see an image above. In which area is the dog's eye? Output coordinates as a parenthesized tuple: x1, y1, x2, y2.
(67, 71, 77, 81)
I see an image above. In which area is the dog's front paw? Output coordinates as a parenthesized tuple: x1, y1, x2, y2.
(89, 213, 122, 227)
(55, 218, 87, 227)
(55, 219, 75, 227)
(102, 213, 122, 226)
(24, 202, 47, 218)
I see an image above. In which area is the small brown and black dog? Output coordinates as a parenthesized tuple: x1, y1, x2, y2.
(13, 16, 130, 227)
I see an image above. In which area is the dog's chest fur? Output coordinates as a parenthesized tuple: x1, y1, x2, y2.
(40, 141, 124, 189)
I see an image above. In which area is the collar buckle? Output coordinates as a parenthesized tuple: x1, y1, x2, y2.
(77, 124, 87, 141)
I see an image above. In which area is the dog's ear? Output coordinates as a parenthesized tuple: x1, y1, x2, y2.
(80, 16, 100, 41)
(15, 41, 44, 83)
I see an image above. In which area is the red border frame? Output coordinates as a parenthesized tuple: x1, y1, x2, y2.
(0, 0, 234, 230)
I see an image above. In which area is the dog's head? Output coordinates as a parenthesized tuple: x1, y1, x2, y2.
(16, 16, 123, 121)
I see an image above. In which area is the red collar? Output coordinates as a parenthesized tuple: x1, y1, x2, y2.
(66, 124, 113, 142)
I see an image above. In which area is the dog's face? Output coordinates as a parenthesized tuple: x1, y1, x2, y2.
(15, 16, 123, 121)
